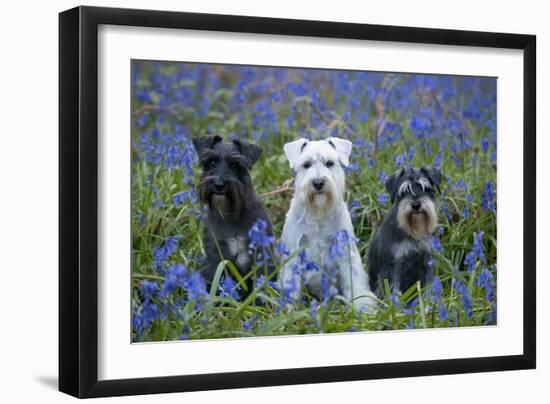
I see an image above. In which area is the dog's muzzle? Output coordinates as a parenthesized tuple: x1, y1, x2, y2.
(212, 178, 226, 194)
(312, 178, 326, 192)
(411, 199, 422, 213)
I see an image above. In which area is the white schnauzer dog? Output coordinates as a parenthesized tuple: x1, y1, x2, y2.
(278, 137, 377, 312)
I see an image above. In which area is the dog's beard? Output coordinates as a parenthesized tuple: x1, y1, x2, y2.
(302, 178, 339, 217)
(306, 190, 335, 216)
(197, 176, 244, 219)
(397, 196, 438, 239)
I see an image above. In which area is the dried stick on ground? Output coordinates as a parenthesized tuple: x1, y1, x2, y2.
(260, 179, 294, 198)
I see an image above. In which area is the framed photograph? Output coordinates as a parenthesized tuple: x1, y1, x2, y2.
(59, 6, 536, 398)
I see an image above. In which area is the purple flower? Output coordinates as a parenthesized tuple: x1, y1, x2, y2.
(248, 219, 274, 249)
(481, 137, 489, 153)
(432, 276, 442, 302)
(378, 171, 389, 182)
(241, 315, 258, 331)
(378, 192, 389, 206)
(477, 267, 495, 302)
(328, 230, 352, 262)
(481, 181, 495, 212)
(185, 271, 209, 310)
(219, 276, 241, 301)
(140, 280, 158, 301)
(464, 231, 485, 272)
(153, 236, 180, 273)
(454, 279, 473, 318)
(431, 236, 443, 253)
(159, 264, 188, 297)
(438, 303, 448, 321)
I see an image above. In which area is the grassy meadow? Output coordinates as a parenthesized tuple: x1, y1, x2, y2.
(131, 61, 497, 342)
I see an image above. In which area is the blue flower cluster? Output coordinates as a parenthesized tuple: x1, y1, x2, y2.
(464, 231, 486, 273)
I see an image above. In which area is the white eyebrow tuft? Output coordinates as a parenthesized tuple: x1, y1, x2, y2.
(398, 180, 415, 196)
(417, 177, 432, 191)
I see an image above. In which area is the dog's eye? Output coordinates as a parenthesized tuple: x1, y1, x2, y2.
(303, 161, 312, 169)
(325, 160, 334, 168)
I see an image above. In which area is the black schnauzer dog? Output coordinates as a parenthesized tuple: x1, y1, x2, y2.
(193, 135, 273, 283)
(368, 166, 442, 296)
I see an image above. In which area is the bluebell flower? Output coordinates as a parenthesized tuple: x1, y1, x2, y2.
(378, 171, 389, 183)
(431, 236, 443, 253)
(477, 267, 495, 302)
(328, 230, 351, 262)
(358, 111, 369, 122)
(153, 236, 180, 273)
(138, 89, 152, 103)
(349, 199, 361, 220)
(185, 271, 209, 310)
(345, 162, 360, 173)
(173, 189, 198, 208)
(275, 242, 291, 260)
(378, 192, 389, 206)
(481, 181, 495, 212)
(432, 276, 442, 302)
(438, 303, 448, 321)
(248, 219, 275, 249)
(179, 326, 190, 340)
(219, 276, 241, 301)
(404, 298, 418, 316)
(241, 315, 258, 331)
(391, 294, 402, 310)
(142, 301, 158, 328)
(464, 231, 485, 272)
(138, 112, 150, 128)
(140, 280, 158, 301)
(463, 193, 473, 219)
(138, 211, 146, 227)
(454, 280, 473, 318)
(159, 263, 188, 297)
(277, 277, 300, 309)
(481, 137, 489, 153)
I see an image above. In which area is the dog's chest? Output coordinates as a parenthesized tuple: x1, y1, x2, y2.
(391, 239, 430, 261)
(225, 236, 250, 269)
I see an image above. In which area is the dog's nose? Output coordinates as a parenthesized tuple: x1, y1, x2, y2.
(213, 179, 225, 193)
(312, 178, 325, 191)
(411, 200, 421, 211)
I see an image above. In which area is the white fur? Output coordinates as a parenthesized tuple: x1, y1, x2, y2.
(227, 236, 250, 268)
(279, 138, 377, 312)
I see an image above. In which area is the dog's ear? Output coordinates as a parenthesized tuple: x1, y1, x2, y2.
(326, 137, 352, 167)
(192, 135, 222, 157)
(385, 168, 405, 203)
(421, 166, 443, 193)
(232, 138, 263, 168)
(284, 138, 308, 170)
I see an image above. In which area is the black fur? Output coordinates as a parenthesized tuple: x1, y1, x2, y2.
(193, 135, 273, 285)
(368, 166, 442, 296)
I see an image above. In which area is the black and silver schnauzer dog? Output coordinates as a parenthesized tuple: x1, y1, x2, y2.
(368, 166, 442, 296)
(193, 135, 273, 283)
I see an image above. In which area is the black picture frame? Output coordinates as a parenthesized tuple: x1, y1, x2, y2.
(59, 5, 536, 398)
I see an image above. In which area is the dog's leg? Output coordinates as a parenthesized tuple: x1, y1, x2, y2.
(338, 244, 377, 313)
(390, 267, 402, 296)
